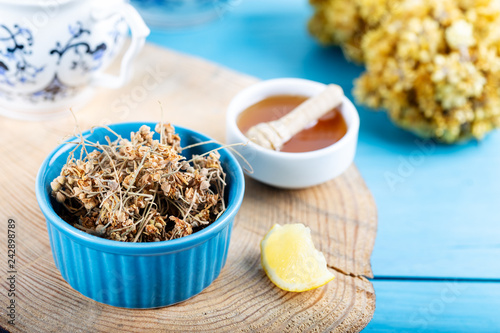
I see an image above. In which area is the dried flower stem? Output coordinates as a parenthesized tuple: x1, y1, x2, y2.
(51, 123, 228, 243)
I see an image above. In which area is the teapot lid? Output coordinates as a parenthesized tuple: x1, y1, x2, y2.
(1, 0, 120, 5)
(1, 0, 77, 5)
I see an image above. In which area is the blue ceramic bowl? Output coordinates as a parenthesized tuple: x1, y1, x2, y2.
(36, 122, 245, 308)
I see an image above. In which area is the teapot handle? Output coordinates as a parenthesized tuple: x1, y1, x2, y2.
(90, 3, 150, 89)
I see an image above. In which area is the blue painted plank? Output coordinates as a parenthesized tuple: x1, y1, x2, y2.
(145, 0, 500, 278)
(366, 280, 500, 332)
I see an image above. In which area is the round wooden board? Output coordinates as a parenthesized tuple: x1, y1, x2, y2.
(0, 43, 377, 333)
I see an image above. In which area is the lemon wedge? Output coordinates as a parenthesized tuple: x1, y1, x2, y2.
(260, 223, 335, 292)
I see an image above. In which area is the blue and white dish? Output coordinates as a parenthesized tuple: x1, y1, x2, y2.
(130, 0, 234, 28)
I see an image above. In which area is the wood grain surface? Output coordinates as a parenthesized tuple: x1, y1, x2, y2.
(0, 43, 377, 332)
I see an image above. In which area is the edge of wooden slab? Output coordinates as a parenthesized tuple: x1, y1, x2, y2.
(0, 43, 377, 333)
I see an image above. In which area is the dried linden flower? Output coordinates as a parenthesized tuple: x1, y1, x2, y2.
(309, 0, 500, 142)
(51, 123, 227, 242)
(309, 0, 398, 62)
(445, 19, 475, 49)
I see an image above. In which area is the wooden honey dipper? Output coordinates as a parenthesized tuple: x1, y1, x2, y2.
(245, 84, 344, 151)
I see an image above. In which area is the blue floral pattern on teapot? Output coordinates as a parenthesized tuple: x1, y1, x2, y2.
(0, 25, 45, 87)
(0, 17, 126, 103)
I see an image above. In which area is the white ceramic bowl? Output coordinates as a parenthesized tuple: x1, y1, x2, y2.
(226, 78, 360, 189)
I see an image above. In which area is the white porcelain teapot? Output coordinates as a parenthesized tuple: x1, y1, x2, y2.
(0, 0, 150, 120)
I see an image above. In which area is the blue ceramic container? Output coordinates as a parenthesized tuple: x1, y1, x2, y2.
(36, 122, 245, 308)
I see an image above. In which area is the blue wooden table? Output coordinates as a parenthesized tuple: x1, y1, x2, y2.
(145, 0, 500, 331)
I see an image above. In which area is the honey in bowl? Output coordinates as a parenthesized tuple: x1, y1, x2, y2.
(237, 95, 347, 153)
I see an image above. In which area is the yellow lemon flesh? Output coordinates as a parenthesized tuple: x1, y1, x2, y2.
(260, 223, 335, 292)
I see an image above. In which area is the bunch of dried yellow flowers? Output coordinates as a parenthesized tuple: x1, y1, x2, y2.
(309, 0, 500, 143)
(51, 123, 226, 242)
